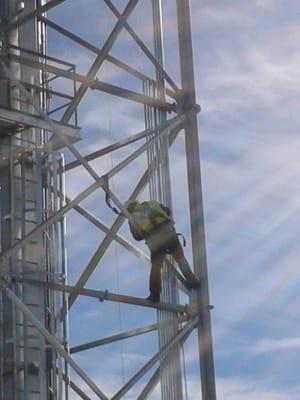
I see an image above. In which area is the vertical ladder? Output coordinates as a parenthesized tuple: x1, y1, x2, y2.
(12, 147, 47, 400)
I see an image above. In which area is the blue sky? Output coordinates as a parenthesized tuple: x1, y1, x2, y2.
(45, 1, 300, 398)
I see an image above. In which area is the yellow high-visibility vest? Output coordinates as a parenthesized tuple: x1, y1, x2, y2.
(131, 200, 170, 234)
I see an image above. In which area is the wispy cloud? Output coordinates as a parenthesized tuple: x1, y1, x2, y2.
(216, 377, 300, 400)
(252, 336, 300, 354)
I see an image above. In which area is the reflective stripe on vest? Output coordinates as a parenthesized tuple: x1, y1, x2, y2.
(131, 201, 170, 234)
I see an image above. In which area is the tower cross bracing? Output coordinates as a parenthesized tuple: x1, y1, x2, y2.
(0, 1, 216, 399)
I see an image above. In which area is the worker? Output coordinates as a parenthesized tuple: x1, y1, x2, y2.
(126, 200, 200, 302)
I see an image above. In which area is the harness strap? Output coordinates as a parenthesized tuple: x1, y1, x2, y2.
(177, 232, 186, 247)
(102, 175, 121, 215)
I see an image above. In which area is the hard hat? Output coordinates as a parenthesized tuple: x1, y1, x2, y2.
(126, 200, 139, 213)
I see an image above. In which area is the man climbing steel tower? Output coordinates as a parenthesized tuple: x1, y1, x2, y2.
(127, 200, 200, 302)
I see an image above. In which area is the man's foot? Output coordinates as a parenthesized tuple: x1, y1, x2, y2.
(145, 294, 160, 302)
(187, 280, 201, 290)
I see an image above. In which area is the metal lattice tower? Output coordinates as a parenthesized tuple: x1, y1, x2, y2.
(0, 1, 216, 399)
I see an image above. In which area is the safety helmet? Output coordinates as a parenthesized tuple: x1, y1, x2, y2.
(126, 200, 139, 213)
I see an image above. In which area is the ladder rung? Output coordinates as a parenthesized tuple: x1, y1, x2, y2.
(17, 345, 41, 350)
(15, 198, 37, 204)
(24, 303, 39, 307)
(18, 390, 41, 394)
(13, 176, 38, 184)
(14, 239, 38, 245)
(16, 323, 36, 328)
(16, 259, 38, 265)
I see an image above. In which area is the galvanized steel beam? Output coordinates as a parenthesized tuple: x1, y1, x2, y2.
(4, 287, 109, 400)
(70, 314, 188, 354)
(0, 0, 67, 33)
(7, 53, 174, 111)
(103, 0, 180, 95)
(0, 105, 80, 138)
(111, 317, 198, 400)
(61, 0, 140, 123)
(39, 16, 155, 83)
(15, 279, 188, 314)
(176, 1, 217, 399)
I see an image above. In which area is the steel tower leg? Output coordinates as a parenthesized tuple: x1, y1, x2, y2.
(176, 1, 217, 399)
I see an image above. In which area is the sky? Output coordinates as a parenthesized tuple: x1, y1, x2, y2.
(43, 0, 300, 399)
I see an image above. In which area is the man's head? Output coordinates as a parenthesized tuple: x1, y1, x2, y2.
(126, 200, 139, 213)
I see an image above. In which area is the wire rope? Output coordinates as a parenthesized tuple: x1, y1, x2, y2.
(144, 74, 184, 399)
(107, 103, 127, 395)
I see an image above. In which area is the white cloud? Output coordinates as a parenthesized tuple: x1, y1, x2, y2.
(254, 0, 274, 8)
(216, 377, 300, 400)
(252, 337, 300, 354)
(68, 374, 300, 400)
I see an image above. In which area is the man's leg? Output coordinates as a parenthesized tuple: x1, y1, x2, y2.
(172, 245, 201, 289)
(149, 251, 164, 301)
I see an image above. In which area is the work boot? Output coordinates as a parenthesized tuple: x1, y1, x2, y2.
(187, 280, 201, 290)
(145, 293, 160, 302)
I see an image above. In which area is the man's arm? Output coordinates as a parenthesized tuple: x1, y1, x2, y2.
(160, 204, 172, 218)
(129, 221, 144, 241)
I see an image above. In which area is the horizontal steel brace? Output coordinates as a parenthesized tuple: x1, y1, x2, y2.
(16, 278, 188, 314)
(71, 203, 190, 295)
(4, 287, 109, 400)
(9, 43, 76, 68)
(64, 116, 187, 312)
(65, 129, 148, 171)
(0, 178, 103, 262)
(0, 113, 184, 265)
(62, 0, 140, 123)
(64, 117, 176, 171)
(71, 203, 150, 265)
(0, 0, 67, 33)
(39, 16, 155, 83)
(70, 314, 188, 353)
(103, 0, 180, 94)
(0, 106, 80, 140)
(136, 313, 197, 400)
(8, 54, 175, 112)
(65, 115, 186, 311)
(1, 59, 103, 183)
(111, 317, 199, 400)
(20, 80, 74, 100)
